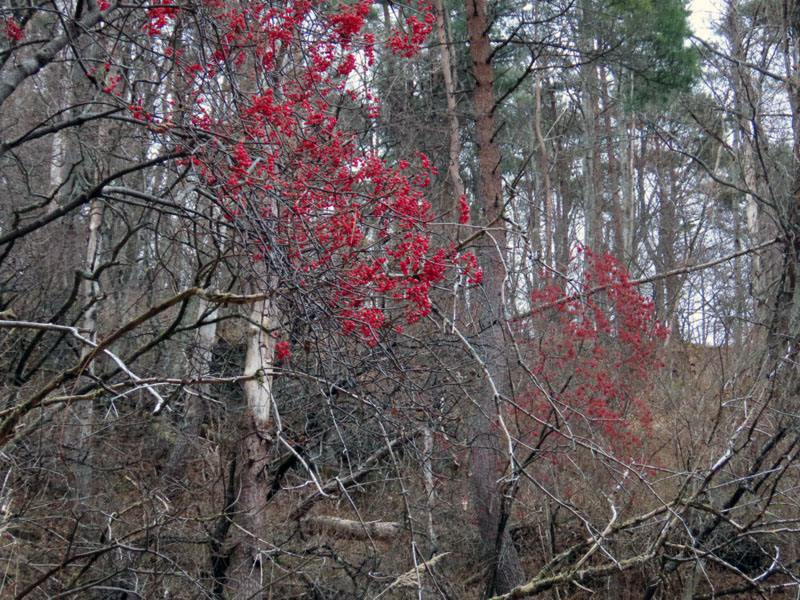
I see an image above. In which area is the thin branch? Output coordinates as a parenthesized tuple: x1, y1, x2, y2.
(514, 237, 781, 322)
(0, 150, 186, 248)
(0, 6, 107, 107)
(0, 319, 165, 409)
(289, 436, 406, 520)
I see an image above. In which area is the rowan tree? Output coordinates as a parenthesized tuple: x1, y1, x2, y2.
(517, 248, 668, 460)
(0, 0, 473, 596)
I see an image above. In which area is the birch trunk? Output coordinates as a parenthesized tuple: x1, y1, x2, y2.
(73, 197, 103, 511)
(422, 426, 439, 554)
(228, 262, 279, 598)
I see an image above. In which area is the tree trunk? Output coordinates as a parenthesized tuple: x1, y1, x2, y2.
(434, 0, 466, 217)
(620, 113, 636, 261)
(553, 92, 574, 276)
(727, 2, 776, 336)
(772, 0, 800, 360)
(74, 197, 103, 512)
(580, 0, 603, 252)
(534, 70, 554, 265)
(227, 263, 279, 598)
(464, 0, 525, 593)
(65, 43, 106, 515)
(601, 66, 624, 262)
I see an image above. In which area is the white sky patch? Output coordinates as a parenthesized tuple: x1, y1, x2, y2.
(689, 0, 723, 42)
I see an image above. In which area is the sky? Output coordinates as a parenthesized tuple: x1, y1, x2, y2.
(689, 0, 721, 41)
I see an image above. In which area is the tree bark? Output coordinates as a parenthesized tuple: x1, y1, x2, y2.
(580, 0, 603, 252)
(464, 0, 525, 593)
(534, 70, 554, 264)
(228, 262, 279, 598)
(301, 515, 401, 541)
(726, 2, 778, 337)
(72, 197, 103, 514)
(434, 0, 466, 217)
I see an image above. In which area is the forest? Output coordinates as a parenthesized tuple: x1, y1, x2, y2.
(1, 0, 799, 598)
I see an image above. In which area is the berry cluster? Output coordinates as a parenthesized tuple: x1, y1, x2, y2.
(108, 0, 472, 351)
(520, 248, 667, 459)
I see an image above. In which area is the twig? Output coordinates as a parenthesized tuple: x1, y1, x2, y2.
(0, 319, 165, 409)
(514, 237, 781, 322)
